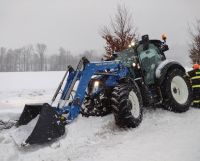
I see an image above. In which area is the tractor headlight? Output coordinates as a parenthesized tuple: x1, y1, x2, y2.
(92, 81, 100, 93)
(132, 62, 140, 69)
(132, 62, 136, 67)
(128, 41, 135, 48)
(94, 81, 100, 88)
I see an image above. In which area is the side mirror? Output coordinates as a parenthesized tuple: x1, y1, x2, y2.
(161, 44, 169, 52)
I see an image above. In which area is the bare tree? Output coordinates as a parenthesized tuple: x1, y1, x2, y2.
(80, 50, 101, 61)
(23, 45, 33, 71)
(32, 53, 40, 71)
(14, 48, 23, 71)
(58, 47, 68, 70)
(0, 47, 6, 71)
(101, 5, 137, 59)
(189, 20, 200, 64)
(36, 43, 47, 71)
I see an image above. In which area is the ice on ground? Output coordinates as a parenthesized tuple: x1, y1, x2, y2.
(10, 116, 39, 146)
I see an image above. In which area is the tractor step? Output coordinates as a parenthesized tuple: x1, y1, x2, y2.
(17, 103, 65, 145)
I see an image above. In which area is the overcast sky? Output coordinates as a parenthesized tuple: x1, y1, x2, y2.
(0, 0, 199, 64)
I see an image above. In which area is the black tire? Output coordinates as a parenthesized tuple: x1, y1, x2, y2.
(81, 96, 111, 117)
(111, 81, 143, 128)
(81, 77, 112, 117)
(161, 68, 192, 112)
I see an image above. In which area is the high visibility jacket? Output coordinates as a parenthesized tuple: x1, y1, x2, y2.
(188, 69, 200, 107)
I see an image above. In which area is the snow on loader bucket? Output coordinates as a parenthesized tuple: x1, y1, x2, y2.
(16, 103, 65, 145)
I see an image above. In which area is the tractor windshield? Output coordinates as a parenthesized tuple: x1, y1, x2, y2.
(115, 48, 137, 67)
(137, 43, 162, 85)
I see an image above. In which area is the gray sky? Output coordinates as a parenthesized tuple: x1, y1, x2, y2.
(0, 0, 199, 65)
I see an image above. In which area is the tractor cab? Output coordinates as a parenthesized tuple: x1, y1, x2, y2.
(113, 35, 172, 105)
(115, 34, 169, 85)
(136, 35, 168, 85)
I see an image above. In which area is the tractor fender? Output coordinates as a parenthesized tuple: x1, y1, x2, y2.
(119, 77, 141, 92)
(155, 59, 185, 85)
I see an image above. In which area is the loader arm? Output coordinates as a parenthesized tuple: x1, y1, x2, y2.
(57, 58, 128, 122)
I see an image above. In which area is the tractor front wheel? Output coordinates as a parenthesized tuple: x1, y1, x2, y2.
(111, 81, 143, 128)
(161, 68, 192, 112)
(81, 95, 111, 117)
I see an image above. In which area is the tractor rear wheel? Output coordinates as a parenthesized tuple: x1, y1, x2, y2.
(111, 81, 143, 128)
(161, 68, 192, 112)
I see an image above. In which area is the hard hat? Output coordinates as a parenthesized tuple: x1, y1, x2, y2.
(193, 63, 200, 70)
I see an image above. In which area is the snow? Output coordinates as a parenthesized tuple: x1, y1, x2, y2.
(0, 71, 64, 108)
(0, 71, 200, 161)
(10, 116, 39, 146)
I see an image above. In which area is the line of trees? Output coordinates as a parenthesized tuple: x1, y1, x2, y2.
(0, 44, 101, 72)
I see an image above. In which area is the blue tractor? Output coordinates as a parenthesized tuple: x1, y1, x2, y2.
(17, 35, 192, 145)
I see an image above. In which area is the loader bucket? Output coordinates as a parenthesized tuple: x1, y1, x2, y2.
(17, 103, 65, 145)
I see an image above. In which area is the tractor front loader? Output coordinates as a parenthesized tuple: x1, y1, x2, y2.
(16, 34, 192, 146)
(17, 57, 130, 145)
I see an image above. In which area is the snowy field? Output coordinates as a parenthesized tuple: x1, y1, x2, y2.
(0, 71, 200, 161)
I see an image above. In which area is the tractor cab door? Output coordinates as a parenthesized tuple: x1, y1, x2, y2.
(137, 43, 162, 85)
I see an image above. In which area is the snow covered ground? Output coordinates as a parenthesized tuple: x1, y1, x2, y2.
(0, 71, 200, 161)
